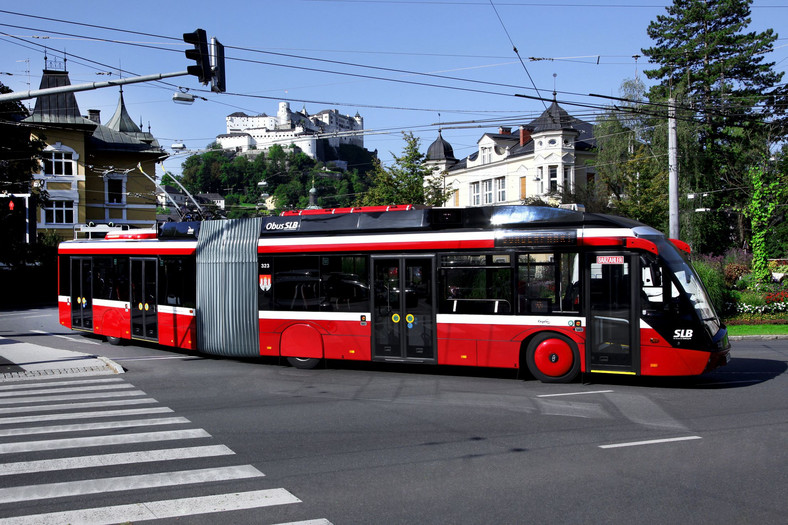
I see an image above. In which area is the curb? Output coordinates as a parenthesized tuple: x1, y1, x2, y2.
(729, 334, 788, 341)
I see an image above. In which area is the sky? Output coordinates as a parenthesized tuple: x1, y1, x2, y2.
(1, 1, 787, 179)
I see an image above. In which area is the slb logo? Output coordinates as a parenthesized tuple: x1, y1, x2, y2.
(673, 329, 693, 340)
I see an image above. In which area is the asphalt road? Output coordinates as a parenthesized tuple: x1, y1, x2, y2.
(1, 306, 786, 524)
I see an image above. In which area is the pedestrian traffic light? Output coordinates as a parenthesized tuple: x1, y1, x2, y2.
(211, 37, 226, 93)
(183, 29, 211, 84)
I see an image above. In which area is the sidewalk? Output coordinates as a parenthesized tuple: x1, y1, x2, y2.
(0, 336, 124, 382)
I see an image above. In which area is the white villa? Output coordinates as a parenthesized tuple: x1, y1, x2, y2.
(426, 98, 597, 207)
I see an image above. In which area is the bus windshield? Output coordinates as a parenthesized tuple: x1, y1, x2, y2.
(649, 236, 721, 336)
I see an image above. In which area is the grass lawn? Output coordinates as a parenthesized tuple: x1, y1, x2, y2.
(727, 324, 788, 336)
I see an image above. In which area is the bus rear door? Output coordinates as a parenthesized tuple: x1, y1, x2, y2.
(586, 252, 639, 375)
(372, 256, 436, 363)
(130, 258, 158, 341)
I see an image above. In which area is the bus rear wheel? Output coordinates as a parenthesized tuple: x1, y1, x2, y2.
(525, 333, 580, 383)
(106, 336, 123, 346)
(286, 356, 322, 370)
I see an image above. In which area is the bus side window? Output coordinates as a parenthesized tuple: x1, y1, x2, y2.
(517, 253, 578, 314)
(640, 255, 665, 314)
(439, 254, 512, 315)
(320, 255, 369, 312)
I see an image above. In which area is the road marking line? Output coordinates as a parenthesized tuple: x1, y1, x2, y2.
(0, 465, 265, 504)
(0, 384, 135, 398)
(0, 406, 172, 425)
(110, 355, 200, 361)
(0, 311, 44, 317)
(0, 378, 125, 391)
(0, 488, 300, 524)
(274, 521, 334, 525)
(0, 397, 158, 415)
(30, 329, 102, 345)
(0, 445, 235, 476)
(0, 417, 190, 437)
(599, 435, 702, 449)
(537, 390, 614, 398)
(0, 390, 145, 406)
(0, 428, 211, 454)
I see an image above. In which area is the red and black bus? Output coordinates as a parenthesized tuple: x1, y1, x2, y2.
(58, 205, 730, 382)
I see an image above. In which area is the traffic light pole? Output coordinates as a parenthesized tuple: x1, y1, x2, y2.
(0, 71, 190, 103)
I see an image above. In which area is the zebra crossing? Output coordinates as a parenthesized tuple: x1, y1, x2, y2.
(0, 377, 330, 524)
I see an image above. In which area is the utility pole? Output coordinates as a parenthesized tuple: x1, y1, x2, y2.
(668, 97, 679, 239)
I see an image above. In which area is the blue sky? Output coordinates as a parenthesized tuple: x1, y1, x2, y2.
(2, 1, 786, 178)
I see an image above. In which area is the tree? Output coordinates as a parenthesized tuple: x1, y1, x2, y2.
(0, 82, 46, 266)
(588, 78, 668, 226)
(642, 0, 785, 252)
(360, 132, 450, 206)
(0, 82, 45, 194)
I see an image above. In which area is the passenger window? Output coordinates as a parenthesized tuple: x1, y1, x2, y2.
(439, 254, 512, 314)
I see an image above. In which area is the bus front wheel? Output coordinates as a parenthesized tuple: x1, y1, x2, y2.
(106, 336, 124, 346)
(525, 333, 580, 383)
(286, 356, 322, 370)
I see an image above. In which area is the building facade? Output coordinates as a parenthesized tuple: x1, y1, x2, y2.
(216, 102, 364, 162)
(25, 67, 165, 239)
(427, 99, 596, 208)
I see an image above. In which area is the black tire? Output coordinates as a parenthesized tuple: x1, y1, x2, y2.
(286, 356, 321, 369)
(525, 333, 580, 383)
(106, 336, 124, 346)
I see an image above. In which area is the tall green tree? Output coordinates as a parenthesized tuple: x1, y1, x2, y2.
(360, 132, 450, 206)
(0, 82, 45, 193)
(589, 78, 668, 227)
(0, 82, 46, 266)
(642, 0, 785, 252)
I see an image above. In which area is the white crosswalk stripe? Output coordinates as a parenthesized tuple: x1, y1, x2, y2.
(0, 406, 173, 425)
(0, 377, 331, 524)
(0, 397, 159, 415)
(0, 489, 302, 525)
(0, 445, 235, 476)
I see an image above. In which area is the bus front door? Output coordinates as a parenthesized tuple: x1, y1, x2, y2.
(70, 257, 93, 331)
(130, 258, 158, 341)
(372, 257, 436, 363)
(586, 253, 639, 375)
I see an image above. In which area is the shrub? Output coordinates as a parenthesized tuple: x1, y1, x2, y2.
(723, 248, 752, 268)
(692, 258, 727, 315)
(723, 263, 749, 287)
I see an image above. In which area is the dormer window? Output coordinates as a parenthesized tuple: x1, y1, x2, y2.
(548, 139, 557, 146)
(481, 146, 492, 164)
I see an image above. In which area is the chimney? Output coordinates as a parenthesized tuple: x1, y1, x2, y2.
(520, 125, 532, 146)
(498, 126, 511, 135)
(88, 109, 101, 124)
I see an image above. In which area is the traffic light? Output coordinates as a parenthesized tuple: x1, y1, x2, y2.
(183, 29, 211, 84)
(0, 194, 35, 244)
(211, 37, 226, 93)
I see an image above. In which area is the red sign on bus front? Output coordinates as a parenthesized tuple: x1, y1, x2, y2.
(596, 255, 624, 264)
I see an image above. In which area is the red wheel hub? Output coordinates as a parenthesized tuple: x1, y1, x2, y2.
(533, 338, 574, 377)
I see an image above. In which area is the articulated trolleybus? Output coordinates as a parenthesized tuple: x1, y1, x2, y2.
(58, 205, 730, 383)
